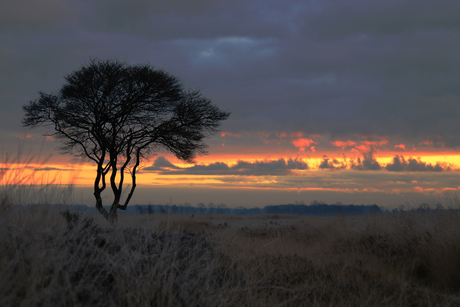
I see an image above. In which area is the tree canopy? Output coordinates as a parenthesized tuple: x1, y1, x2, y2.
(23, 59, 230, 222)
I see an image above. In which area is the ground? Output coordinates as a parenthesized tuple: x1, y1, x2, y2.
(1, 207, 460, 306)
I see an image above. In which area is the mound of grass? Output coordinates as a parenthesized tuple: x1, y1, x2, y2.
(0, 208, 240, 306)
(2, 207, 460, 306)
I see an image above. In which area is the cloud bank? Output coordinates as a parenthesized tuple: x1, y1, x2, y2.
(385, 155, 449, 172)
(145, 157, 308, 176)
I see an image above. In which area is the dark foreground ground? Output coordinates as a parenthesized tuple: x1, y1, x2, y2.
(2, 207, 460, 306)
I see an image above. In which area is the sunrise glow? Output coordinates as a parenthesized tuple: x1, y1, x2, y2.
(2, 0, 460, 209)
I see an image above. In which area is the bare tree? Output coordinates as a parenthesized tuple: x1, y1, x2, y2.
(23, 59, 230, 223)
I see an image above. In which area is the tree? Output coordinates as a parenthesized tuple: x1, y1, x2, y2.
(23, 59, 230, 223)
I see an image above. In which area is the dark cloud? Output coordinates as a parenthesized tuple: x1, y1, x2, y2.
(318, 157, 347, 170)
(352, 150, 382, 171)
(319, 158, 334, 169)
(145, 157, 308, 176)
(82, 0, 306, 39)
(305, 0, 460, 38)
(144, 156, 181, 171)
(0, 0, 74, 33)
(3, 0, 460, 157)
(385, 155, 448, 172)
(35, 167, 62, 171)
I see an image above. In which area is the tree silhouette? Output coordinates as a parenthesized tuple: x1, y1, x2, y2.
(23, 59, 230, 223)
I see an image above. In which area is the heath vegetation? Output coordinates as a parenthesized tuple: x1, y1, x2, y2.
(2, 200, 460, 306)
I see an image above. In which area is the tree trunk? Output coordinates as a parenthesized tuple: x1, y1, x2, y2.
(94, 189, 110, 221)
(93, 157, 111, 222)
(109, 197, 120, 224)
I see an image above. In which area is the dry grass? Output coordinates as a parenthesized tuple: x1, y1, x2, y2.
(2, 206, 460, 306)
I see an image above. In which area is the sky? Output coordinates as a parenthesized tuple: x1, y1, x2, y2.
(2, 0, 460, 209)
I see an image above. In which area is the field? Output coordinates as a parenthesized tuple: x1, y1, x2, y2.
(2, 203, 460, 306)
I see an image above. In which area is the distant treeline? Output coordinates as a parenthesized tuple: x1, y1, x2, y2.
(122, 201, 382, 216)
(17, 202, 455, 216)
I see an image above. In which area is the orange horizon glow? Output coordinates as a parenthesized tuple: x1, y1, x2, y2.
(4, 132, 460, 204)
(3, 151, 460, 187)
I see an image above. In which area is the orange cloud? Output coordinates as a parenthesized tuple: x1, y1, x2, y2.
(441, 187, 458, 191)
(418, 136, 445, 147)
(292, 138, 316, 149)
(291, 132, 304, 138)
(419, 140, 433, 146)
(362, 140, 388, 146)
(277, 131, 303, 139)
(350, 148, 360, 154)
(395, 144, 406, 150)
(257, 132, 271, 138)
(355, 145, 370, 152)
(331, 140, 356, 148)
(221, 132, 242, 137)
(414, 187, 428, 191)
